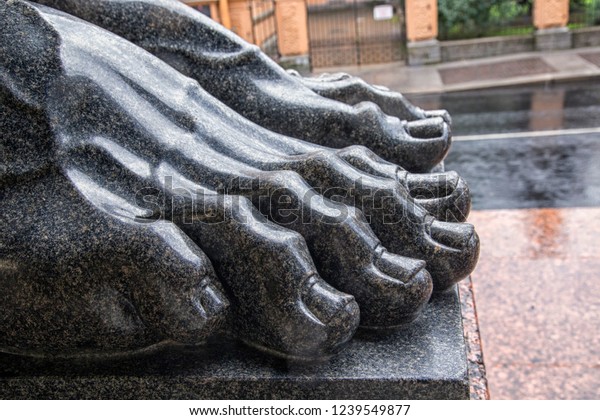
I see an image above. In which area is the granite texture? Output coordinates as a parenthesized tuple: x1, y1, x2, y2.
(0, 289, 469, 400)
(535, 27, 573, 52)
(468, 208, 600, 399)
(36, 0, 453, 173)
(407, 40, 443, 66)
(458, 277, 489, 400)
(0, 0, 479, 362)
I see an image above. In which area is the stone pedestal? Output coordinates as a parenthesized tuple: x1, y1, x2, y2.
(0, 288, 469, 399)
(533, 0, 571, 51)
(535, 27, 573, 51)
(408, 39, 441, 66)
(278, 54, 311, 74)
(405, 0, 440, 65)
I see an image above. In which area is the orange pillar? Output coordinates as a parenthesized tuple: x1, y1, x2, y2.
(275, 0, 309, 56)
(534, 0, 569, 29)
(534, 0, 572, 50)
(274, 0, 310, 71)
(405, 0, 441, 65)
(209, 2, 221, 24)
(229, 0, 254, 43)
(179, 1, 222, 24)
(405, 0, 438, 42)
(219, 0, 232, 29)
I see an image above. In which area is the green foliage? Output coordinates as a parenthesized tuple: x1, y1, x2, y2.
(570, 0, 596, 8)
(570, 0, 600, 26)
(438, 0, 532, 40)
(437, 0, 600, 40)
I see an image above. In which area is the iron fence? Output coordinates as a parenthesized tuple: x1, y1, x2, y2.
(307, 0, 406, 68)
(570, 0, 600, 28)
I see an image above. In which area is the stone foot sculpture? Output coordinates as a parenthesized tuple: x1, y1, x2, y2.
(287, 70, 452, 126)
(0, 0, 479, 360)
(33, 0, 472, 223)
(35, 0, 453, 173)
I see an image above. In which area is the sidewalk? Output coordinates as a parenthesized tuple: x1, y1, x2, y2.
(314, 46, 600, 95)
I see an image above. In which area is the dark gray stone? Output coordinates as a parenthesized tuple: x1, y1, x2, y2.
(0, 288, 469, 400)
(407, 39, 442, 66)
(0, 0, 479, 363)
(34, 0, 464, 211)
(535, 27, 572, 51)
(291, 70, 453, 127)
(278, 54, 311, 75)
(35, 0, 452, 174)
(441, 35, 534, 62)
(572, 26, 600, 49)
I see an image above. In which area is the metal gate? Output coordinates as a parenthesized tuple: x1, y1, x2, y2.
(307, 0, 406, 68)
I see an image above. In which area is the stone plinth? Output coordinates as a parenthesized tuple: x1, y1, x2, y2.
(535, 27, 573, 51)
(0, 288, 468, 400)
(278, 54, 311, 74)
(533, 0, 571, 51)
(408, 39, 442, 65)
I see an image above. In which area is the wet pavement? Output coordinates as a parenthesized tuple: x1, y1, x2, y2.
(446, 134, 600, 210)
(410, 82, 600, 211)
(438, 58, 556, 86)
(412, 81, 600, 399)
(409, 81, 600, 136)
(317, 47, 600, 95)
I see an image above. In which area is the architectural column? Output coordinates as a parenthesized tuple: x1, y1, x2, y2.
(405, 0, 441, 65)
(180, 1, 223, 25)
(274, 0, 310, 72)
(218, 0, 232, 29)
(228, 0, 254, 43)
(534, 0, 572, 50)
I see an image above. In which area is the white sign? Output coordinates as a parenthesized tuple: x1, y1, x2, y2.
(373, 4, 394, 21)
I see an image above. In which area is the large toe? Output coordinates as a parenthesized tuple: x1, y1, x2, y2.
(424, 109, 452, 126)
(405, 171, 471, 222)
(302, 275, 360, 355)
(361, 249, 433, 328)
(400, 117, 451, 173)
(426, 220, 480, 291)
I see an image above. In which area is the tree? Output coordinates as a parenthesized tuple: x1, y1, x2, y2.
(438, 0, 532, 40)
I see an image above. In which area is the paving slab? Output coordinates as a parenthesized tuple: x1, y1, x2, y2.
(468, 207, 600, 399)
(314, 47, 600, 94)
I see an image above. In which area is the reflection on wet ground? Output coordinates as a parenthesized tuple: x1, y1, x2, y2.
(409, 81, 600, 136)
(413, 82, 600, 399)
(445, 134, 600, 210)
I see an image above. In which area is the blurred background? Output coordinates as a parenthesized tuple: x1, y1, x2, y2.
(179, 0, 600, 69)
(180, 0, 600, 400)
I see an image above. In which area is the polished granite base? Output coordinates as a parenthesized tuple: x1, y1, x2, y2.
(468, 208, 600, 399)
(0, 287, 468, 400)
